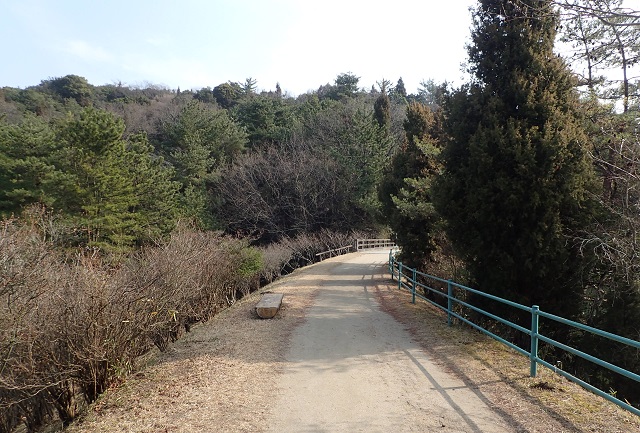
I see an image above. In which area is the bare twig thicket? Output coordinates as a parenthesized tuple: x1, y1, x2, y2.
(505, 0, 640, 25)
(0, 208, 367, 433)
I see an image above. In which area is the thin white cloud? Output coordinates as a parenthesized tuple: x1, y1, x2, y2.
(64, 40, 114, 63)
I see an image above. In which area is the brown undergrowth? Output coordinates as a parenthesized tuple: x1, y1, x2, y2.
(64, 262, 329, 433)
(1, 209, 361, 433)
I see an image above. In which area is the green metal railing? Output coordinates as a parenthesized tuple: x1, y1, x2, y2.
(388, 250, 640, 417)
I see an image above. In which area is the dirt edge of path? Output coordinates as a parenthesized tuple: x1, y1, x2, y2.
(372, 279, 640, 433)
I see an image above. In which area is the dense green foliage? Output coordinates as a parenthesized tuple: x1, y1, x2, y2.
(379, 102, 443, 268)
(373, 92, 391, 130)
(434, 0, 598, 322)
(233, 96, 297, 148)
(0, 109, 180, 250)
(157, 101, 246, 228)
(0, 73, 405, 247)
(0, 116, 58, 213)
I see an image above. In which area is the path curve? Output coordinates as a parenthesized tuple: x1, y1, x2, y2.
(267, 250, 514, 432)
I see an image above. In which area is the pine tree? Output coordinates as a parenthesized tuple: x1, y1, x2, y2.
(53, 108, 181, 249)
(0, 116, 59, 217)
(392, 77, 407, 103)
(42, 74, 94, 106)
(395, 77, 407, 98)
(159, 101, 247, 228)
(243, 77, 257, 96)
(434, 0, 598, 321)
(125, 132, 181, 242)
(233, 96, 295, 148)
(329, 72, 360, 100)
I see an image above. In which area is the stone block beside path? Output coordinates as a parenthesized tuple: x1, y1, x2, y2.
(256, 293, 284, 319)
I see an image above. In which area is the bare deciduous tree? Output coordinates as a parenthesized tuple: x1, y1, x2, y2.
(216, 142, 363, 243)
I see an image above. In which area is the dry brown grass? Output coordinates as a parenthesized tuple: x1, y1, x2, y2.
(373, 281, 640, 433)
(1, 216, 268, 433)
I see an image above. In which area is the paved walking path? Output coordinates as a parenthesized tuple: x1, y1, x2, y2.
(267, 251, 515, 433)
(67, 250, 635, 433)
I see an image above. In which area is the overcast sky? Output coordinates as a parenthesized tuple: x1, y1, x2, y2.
(1, 0, 478, 95)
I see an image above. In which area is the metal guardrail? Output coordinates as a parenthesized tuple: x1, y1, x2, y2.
(315, 239, 396, 262)
(355, 238, 396, 250)
(315, 239, 396, 261)
(388, 250, 640, 417)
(315, 245, 353, 261)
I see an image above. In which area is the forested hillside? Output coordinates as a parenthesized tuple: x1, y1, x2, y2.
(1, 0, 639, 431)
(0, 72, 406, 248)
(0, 70, 413, 432)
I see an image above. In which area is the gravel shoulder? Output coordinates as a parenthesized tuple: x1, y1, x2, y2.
(67, 251, 640, 433)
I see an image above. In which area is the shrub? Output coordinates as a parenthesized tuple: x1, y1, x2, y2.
(0, 213, 369, 431)
(260, 229, 372, 278)
(0, 218, 266, 431)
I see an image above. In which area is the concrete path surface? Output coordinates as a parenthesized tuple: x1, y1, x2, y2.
(267, 250, 515, 433)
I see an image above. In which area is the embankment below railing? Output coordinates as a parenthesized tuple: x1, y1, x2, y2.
(388, 251, 640, 417)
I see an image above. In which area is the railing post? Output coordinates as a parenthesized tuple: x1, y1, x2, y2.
(530, 305, 539, 377)
(411, 268, 417, 304)
(388, 249, 393, 277)
(398, 262, 403, 290)
(447, 280, 453, 326)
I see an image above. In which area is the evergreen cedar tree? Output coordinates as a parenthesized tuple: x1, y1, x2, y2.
(378, 101, 443, 268)
(374, 92, 391, 130)
(433, 0, 599, 323)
